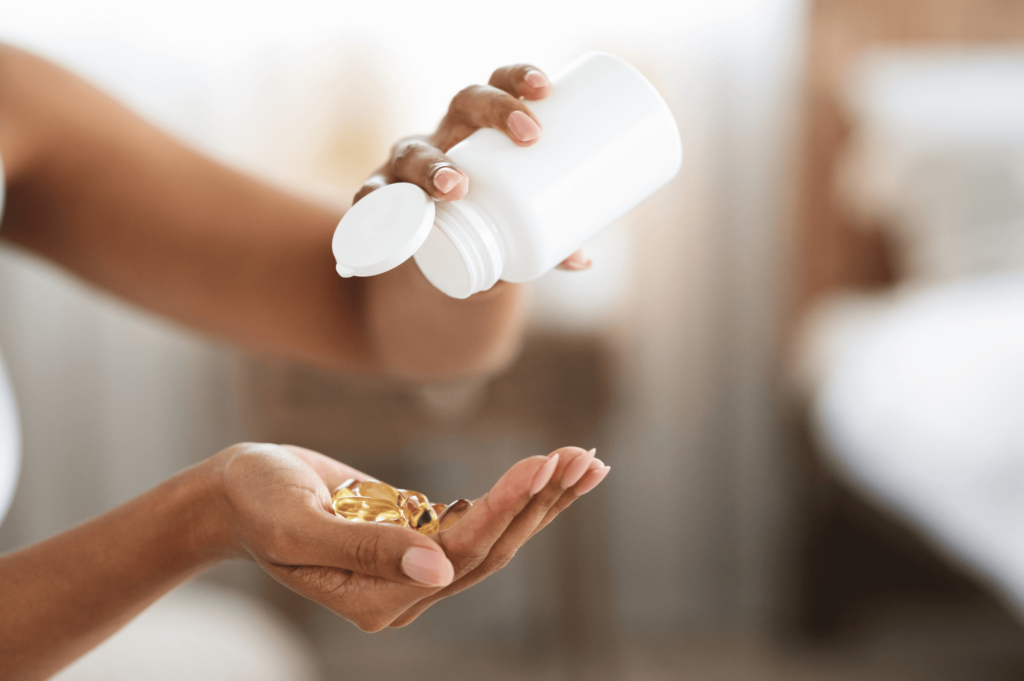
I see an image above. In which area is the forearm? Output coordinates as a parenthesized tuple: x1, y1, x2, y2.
(0, 462, 228, 680)
(0, 44, 523, 379)
(362, 262, 524, 380)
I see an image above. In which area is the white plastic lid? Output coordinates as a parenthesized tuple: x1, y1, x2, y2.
(332, 183, 435, 278)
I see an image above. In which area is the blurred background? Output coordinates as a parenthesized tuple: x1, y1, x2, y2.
(2, 0, 1024, 678)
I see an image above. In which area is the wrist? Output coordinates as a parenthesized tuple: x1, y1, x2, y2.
(170, 455, 239, 566)
(365, 261, 524, 381)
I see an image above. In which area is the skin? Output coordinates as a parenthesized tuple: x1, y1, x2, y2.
(0, 46, 591, 381)
(0, 46, 609, 679)
(0, 444, 610, 679)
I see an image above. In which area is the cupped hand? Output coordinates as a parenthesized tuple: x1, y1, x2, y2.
(355, 64, 592, 272)
(210, 443, 608, 631)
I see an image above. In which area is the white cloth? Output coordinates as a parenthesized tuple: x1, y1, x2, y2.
(0, 153, 22, 525)
(812, 273, 1024, 611)
(52, 582, 322, 681)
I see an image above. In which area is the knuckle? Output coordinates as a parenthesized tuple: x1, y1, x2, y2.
(302, 565, 351, 595)
(390, 140, 415, 165)
(351, 531, 386, 576)
(387, 134, 426, 160)
(489, 91, 520, 118)
(483, 548, 517, 573)
(391, 140, 430, 175)
(449, 85, 486, 115)
(487, 65, 511, 86)
(489, 64, 532, 90)
(450, 543, 488, 573)
(450, 84, 476, 105)
(283, 565, 356, 608)
(392, 137, 426, 155)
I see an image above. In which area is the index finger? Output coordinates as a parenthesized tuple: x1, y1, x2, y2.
(434, 453, 559, 573)
(387, 447, 595, 627)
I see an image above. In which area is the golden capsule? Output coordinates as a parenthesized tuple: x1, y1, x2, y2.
(358, 480, 405, 506)
(332, 496, 405, 524)
(431, 502, 447, 517)
(406, 504, 440, 535)
(331, 478, 361, 504)
(438, 499, 472, 531)
(399, 489, 431, 509)
(400, 492, 429, 524)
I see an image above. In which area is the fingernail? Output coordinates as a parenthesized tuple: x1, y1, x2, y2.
(562, 449, 597, 489)
(433, 167, 462, 194)
(575, 466, 610, 495)
(530, 453, 559, 495)
(402, 547, 454, 587)
(438, 498, 472, 532)
(525, 70, 549, 89)
(562, 248, 593, 270)
(508, 111, 542, 142)
(592, 458, 605, 468)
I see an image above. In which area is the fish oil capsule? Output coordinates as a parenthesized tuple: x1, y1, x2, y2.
(331, 478, 361, 503)
(333, 496, 405, 524)
(431, 502, 447, 517)
(400, 489, 430, 509)
(358, 480, 405, 506)
(407, 504, 440, 535)
(438, 499, 472, 531)
(400, 492, 431, 525)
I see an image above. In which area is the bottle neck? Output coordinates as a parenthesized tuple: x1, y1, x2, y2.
(432, 198, 505, 296)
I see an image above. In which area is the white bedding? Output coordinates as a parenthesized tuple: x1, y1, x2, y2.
(810, 273, 1024, 610)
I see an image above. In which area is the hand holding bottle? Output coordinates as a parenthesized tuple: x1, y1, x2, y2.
(353, 63, 592, 271)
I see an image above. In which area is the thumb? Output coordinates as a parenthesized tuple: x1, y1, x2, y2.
(288, 510, 454, 588)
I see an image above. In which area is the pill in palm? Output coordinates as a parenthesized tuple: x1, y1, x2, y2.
(331, 478, 360, 500)
(399, 489, 430, 510)
(406, 503, 440, 535)
(332, 496, 406, 524)
(358, 480, 405, 506)
(329, 478, 471, 535)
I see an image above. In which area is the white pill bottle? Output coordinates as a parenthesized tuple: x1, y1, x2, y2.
(332, 52, 682, 298)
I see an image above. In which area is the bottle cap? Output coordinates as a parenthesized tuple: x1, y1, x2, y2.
(332, 183, 435, 278)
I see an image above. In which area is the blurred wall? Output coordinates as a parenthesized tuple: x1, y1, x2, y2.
(0, 0, 806, 638)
